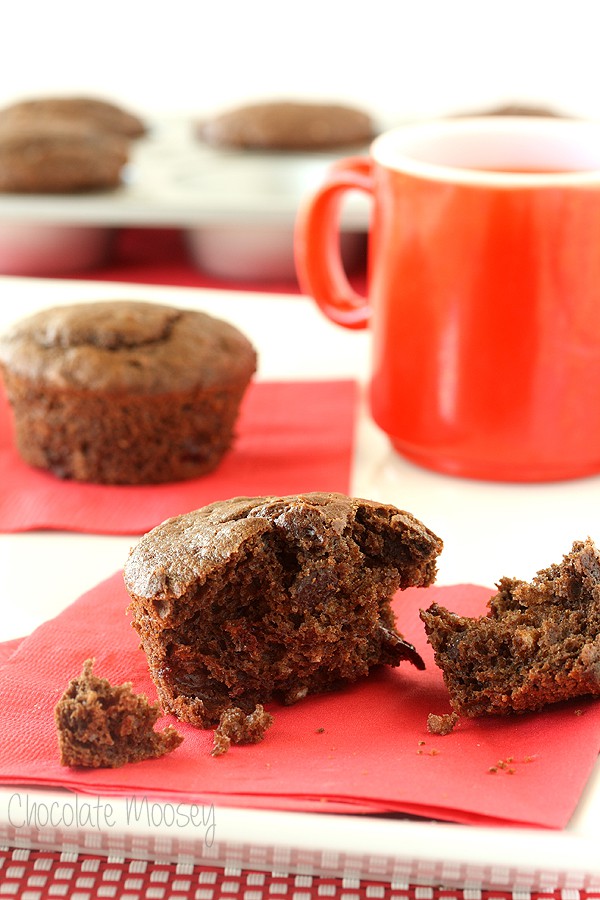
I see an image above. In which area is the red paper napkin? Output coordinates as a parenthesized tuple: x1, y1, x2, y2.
(0, 380, 356, 534)
(0, 639, 22, 666)
(0, 574, 598, 829)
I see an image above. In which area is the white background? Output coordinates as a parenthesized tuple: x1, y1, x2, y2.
(1, 0, 600, 122)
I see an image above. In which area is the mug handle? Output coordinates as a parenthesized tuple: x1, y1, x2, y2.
(294, 156, 373, 330)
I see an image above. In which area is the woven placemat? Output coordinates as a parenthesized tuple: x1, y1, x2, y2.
(0, 845, 595, 900)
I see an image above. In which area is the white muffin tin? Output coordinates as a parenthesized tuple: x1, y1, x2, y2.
(0, 118, 371, 278)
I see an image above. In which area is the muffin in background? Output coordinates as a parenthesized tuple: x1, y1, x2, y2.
(0, 95, 146, 138)
(453, 102, 567, 118)
(0, 119, 129, 193)
(197, 99, 377, 151)
(0, 300, 257, 484)
(0, 94, 144, 194)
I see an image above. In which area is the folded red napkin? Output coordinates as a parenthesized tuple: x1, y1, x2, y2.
(0, 380, 356, 534)
(0, 574, 598, 829)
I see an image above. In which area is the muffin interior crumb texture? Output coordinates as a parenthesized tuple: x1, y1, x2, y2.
(54, 659, 183, 768)
(125, 492, 443, 727)
(421, 538, 600, 716)
(426, 712, 459, 735)
(212, 704, 274, 757)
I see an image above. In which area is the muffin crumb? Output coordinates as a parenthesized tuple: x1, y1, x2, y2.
(426, 712, 459, 735)
(211, 705, 273, 757)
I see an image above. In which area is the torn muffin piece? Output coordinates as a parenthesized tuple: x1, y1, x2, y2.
(124, 492, 443, 727)
(55, 659, 183, 768)
(212, 705, 274, 757)
(421, 538, 600, 717)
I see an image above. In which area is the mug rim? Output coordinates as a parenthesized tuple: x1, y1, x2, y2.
(371, 116, 600, 186)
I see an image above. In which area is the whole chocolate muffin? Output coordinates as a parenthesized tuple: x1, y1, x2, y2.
(124, 492, 443, 727)
(0, 300, 257, 484)
(0, 119, 129, 193)
(198, 100, 376, 151)
(0, 95, 146, 138)
(421, 538, 600, 716)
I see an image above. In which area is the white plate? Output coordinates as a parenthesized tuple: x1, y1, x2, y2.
(0, 780, 599, 891)
(2, 276, 600, 888)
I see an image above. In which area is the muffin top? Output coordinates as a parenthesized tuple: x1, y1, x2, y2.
(198, 100, 376, 151)
(124, 492, 443, 602)
(0, 300, 257, 393)
(0, 96, 146, 138)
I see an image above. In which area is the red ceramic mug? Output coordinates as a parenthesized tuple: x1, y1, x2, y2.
(295, 117, 600, 482)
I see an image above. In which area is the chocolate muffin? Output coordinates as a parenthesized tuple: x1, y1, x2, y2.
(0, 119, 129, 193)
(198, 100, 376, 151)
(421, 538, 600, 717)
(0, 300, 257, 484)
(55, 659, 183, 768)
(124, 492, 443, 727)
(0, 95, 146, 138)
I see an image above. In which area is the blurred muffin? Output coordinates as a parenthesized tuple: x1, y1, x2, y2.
(484, 103, 562, 117)
(198, 100, 376, 151)
(0, 95, 146, 138)
(0, 119, 129, 193)
(455, 102, 565, 118)
(0, 300, 257, 484)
